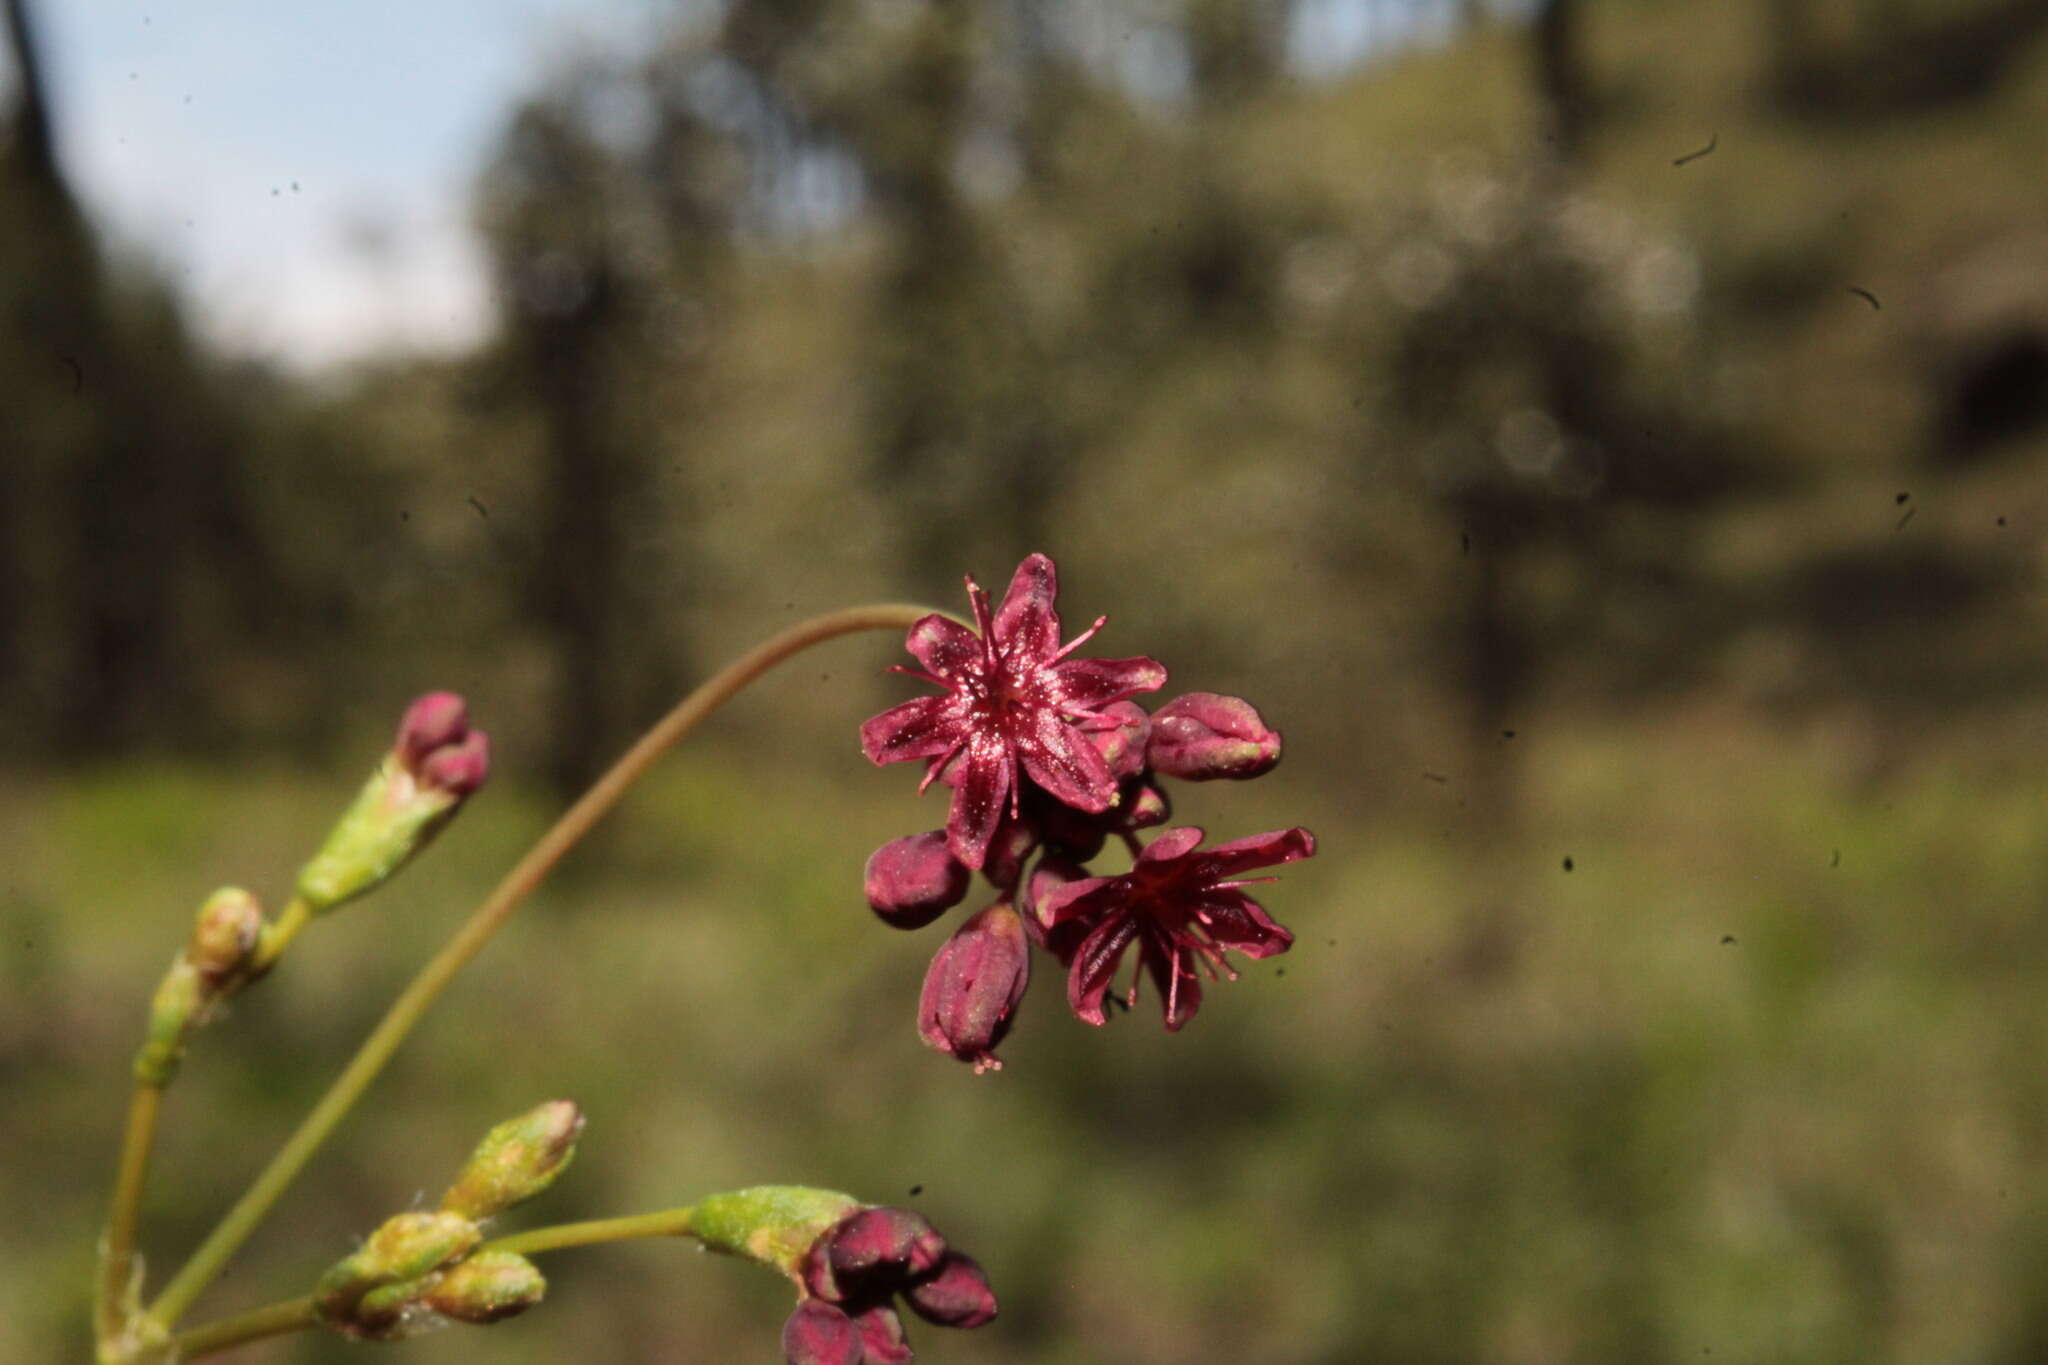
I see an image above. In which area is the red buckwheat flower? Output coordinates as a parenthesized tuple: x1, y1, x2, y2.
(860, 554, 1167, 870)
(1038, 825, 1314, 1031)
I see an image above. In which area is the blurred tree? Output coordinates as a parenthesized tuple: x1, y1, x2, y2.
(719, 0, 1074, 592)
(2, 0, 278, 756)
(1185, 0, 1290, 108)
(1767, 0, 2048, 117)
(477, 88, 694, 799)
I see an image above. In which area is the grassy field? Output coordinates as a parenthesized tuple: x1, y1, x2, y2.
(11, 703, 2048, 1365)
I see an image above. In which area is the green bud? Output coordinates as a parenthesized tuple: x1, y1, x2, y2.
(186, 887, 263, 994)
(421, 1250, 546, 1324)
(314, 1211, 481, 1339)
(130, 888, 271, 1087)
(441, 1100, 585, 1221)
(690, 1186, 862, 1281)
(295, 757, 463, 913)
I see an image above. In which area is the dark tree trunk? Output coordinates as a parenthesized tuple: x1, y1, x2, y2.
(528, 262, 646, 800)
(1531, 0, 1588, 163)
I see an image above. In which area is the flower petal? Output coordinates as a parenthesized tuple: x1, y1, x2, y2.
(905, 612, 984, 681)
(944, 734, 1013, 869)
(1189, 826, 1317, 882)
(1014, 708, 1114, 813)
(861, 696, 965, 766)
(991, 554, 1061, 661)
(1052, 654, 1168, 710)
(1035, 873, 1117, 926)
(1066, 913, 1140, 1026)
(1199, 889, 1295, 960)
(1135, 826, 1207, 866)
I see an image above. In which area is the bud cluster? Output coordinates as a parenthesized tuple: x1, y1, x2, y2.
(313, 1101, 577, 1341)
(861, 554, 1312, 1069)
(784, 1206, 997, 1365)
(688, 1187, 997, 1364)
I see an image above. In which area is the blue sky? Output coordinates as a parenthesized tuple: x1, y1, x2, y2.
(27, 1, 1473, 371)
(38, 0, 661, 368)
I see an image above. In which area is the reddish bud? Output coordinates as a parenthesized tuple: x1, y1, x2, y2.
(853, 1304, 913, 1364)
(1146, 692, 1282, 781)
(396, 692, 470, 769)
(1086, 700, 1152, 781)
(864, 833, 970, 930)
(905, 1253, 998, 1330)
(1124, 780, 1172, 829)
(783, 1299, 863, 1365)
(918, 902, 1030, 1073)
(1022, 855, 1087, 933)
(827, 1207, 947, 1284)
(418, 730, 491, 797)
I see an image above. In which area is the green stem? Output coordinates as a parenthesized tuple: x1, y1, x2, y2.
(170, 1296, 315, 1360)
(171, 1207, 702, 1360)
(142, 604, 932, 1332)
(94, 1083, 164, 1349)
(482, 1206, 698, 1259)
(248, 894, 314, 976)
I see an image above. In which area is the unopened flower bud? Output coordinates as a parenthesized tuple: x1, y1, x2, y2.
(825, 1207, 947, 1283)
(1146, 692, 1282, 781)
(1087, 700, 1153, 781)
(315, 1211, 481, 1339)
(855, 1304, 913, 1364)
(905, 1252, 998, 1329)
(418, 730, 491, 797)
(1124, 779, 1171, 828)
(420, 1250, 546, 1325)
(186, 886, 263, 995)
(441, 1100, 584, 1221)
(864, 833, 970, 930)
(783, 1298, 863, 1365)
(296, 693, 489, 912)
(918, 902, 1030, 1073)
(1020, 857, 1092, 962)
(397, 692, 471, 769)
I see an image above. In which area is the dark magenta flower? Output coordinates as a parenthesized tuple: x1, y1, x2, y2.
(785, 1207, 997, 1365)
(860, 554, 1166, 870)
(1038, 825, 1313, 1031)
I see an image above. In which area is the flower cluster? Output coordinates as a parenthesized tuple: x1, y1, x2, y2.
(861, 554, 1314, 1069)
(783, 1206, 996, 1365)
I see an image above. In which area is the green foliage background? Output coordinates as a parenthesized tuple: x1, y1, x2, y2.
(7, 0, 2048, 1360)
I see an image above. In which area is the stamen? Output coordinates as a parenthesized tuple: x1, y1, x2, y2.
(888, 664, 949, 689)
(1050, 614, 1108, 663)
